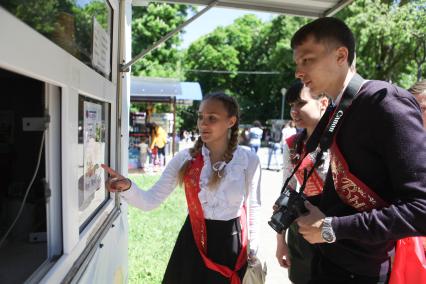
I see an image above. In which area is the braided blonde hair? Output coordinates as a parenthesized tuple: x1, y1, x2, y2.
(178, 93, 240, 188)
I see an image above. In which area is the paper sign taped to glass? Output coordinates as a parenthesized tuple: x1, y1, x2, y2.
(83, 101, 105, 205)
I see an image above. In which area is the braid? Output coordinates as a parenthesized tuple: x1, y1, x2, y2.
(208, 123, 239, 187)
(223, 124, 239, 163)
(177, 137, 204, 186)
(189, 137, 204, 158)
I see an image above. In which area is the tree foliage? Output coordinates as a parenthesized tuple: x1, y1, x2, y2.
(338, 0, 426, 87)
(131, 3, 190, 77)
(4, 1, 423, 128)
(183, 15, 308, 124)
(183, 0, 425, 126)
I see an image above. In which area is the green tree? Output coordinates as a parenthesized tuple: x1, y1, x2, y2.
(183, 15, 263, 127)
(131, 3, 190, 77)
(337, 0, 426, 87)
(184, 26, 240, 93)
(183, 14, 308, 124)
(239, 15, 308, 122)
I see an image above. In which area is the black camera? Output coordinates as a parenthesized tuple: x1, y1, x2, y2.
(269, 141, 326, 234)
(268, 189, 309, 234)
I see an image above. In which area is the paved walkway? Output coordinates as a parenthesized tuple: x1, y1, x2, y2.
(256, 147, 291, 284)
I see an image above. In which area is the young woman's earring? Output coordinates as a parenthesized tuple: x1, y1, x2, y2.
(227, 128, 231, 140)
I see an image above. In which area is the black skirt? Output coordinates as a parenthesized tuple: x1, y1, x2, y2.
(162, 216, 247, 284)
(288, 222, 316, 284)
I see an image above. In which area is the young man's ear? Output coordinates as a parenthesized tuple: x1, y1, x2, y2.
(320, 96, 330, 111)
(336, 47, 349, 66)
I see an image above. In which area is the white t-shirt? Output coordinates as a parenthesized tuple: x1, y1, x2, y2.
(281, 127, 297, 144)
(249, 127, 263, 146)
(138, 142, 149, 154)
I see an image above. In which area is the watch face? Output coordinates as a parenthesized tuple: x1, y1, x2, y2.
(322, 230, 334, 243)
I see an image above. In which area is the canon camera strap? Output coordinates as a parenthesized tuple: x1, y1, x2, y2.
(281, 73, 365, 195)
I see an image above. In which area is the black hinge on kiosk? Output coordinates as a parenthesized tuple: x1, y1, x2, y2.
(22, 112, 50, 131)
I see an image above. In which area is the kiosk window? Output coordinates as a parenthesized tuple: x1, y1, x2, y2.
(0, 0, 113, 79)
(78, 95, 110, 230)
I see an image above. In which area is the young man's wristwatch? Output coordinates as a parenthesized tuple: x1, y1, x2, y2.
(321, 217, 336, 243)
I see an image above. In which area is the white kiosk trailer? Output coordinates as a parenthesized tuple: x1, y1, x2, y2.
(0, 0, 352, 283)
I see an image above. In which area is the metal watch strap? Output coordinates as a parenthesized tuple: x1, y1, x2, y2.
(321, 217, 336, 243)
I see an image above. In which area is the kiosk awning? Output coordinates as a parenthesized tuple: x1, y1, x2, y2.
(151, 0, 354, 18)
(131, 77, 203, 103)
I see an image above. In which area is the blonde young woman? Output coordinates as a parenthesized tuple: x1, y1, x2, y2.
(276, 81, 330, 284)
(102, 93, 261, 284)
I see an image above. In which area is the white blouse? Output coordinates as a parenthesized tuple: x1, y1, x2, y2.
(282, 140, 330, 191)
(121, 145, 262, 252)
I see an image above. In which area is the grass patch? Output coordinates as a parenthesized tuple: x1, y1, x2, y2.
(127, 174, 187, 284)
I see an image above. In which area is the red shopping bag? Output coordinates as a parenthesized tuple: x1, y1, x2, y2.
(152, 147, 158, 155)
(389, 237, 426, 284)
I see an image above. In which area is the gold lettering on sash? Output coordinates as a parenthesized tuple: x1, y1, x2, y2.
(331, 153, 380, 211)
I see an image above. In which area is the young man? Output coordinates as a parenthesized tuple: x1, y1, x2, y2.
(291, 17, 426, 283)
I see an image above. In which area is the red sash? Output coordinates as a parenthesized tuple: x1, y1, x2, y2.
(330, 138, 426, 284)
(330, 138, 388, 211)
(286, 135, 324, 197)
(183, 154, 248, 284)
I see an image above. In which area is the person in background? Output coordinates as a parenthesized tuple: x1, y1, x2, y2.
(102, 92, 262, 284)
(249, 121, 263, 153)
(150, 123, 168, 167)
(276, 81, 330, 284)
(408, 79, 426, 128)
(138, 136, 149, 173)
(281, 120, 297, 142)
(281, 120, 297, 155)
(266, 127, 282, 171)
(238, 127, 250, 149)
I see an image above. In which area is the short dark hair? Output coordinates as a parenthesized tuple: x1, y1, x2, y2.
(291, 17, 356, 65)
(285, 80, 329, 105)
(285, 80, 304, 105)
(253, 120, 262, 127)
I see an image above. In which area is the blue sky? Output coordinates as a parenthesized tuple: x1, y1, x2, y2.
(76, 1, 276, 49)
(181, 7, 277, 49)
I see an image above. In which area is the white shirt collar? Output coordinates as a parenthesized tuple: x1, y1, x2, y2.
(334, 89, 345, 105)
(200, 145, 248, 168)
(334, 76, 367, 106)
(201, 144, 210, 160)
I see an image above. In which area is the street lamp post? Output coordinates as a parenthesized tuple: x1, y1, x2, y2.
(280, 88, 287, 120)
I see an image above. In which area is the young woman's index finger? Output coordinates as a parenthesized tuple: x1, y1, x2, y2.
(101, 164, 119, 177)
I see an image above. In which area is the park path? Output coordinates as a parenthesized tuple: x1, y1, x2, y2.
(256, 147, 291, 284)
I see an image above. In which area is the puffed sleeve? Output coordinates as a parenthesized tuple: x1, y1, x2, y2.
(120, 150, 190, 211)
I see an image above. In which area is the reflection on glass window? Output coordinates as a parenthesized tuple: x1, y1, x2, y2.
(78, 95, 110, 230)
(1, 0, 112, 79)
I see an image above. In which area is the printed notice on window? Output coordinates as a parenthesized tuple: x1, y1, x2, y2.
(83, 101, 105, 205)
(92, 17, 110, 76)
